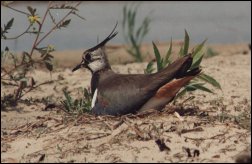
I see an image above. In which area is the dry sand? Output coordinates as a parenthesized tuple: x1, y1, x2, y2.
(1, 42, 251, 163)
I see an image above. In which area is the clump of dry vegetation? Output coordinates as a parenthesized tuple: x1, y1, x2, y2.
(1, 1, 85, 110)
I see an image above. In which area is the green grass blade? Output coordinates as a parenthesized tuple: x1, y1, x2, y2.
(130, 9, 136, 34)
(184, 84, 198, 91)
(152, 41, 163, 71)
(183, 30, 189, 56)
(122, 6, 127, 29)
(197, 73, 222, 90)
(136, 25, 143, 41)
(62, 90, 73, 110)
(144, 61, 155, 74)
(191, 49, 204, 69)
(191, 83, 214, 93)
(179, 46, 184, 56)
(190, 53, 204, 70)
(165, 38, 172, 65)
(192, 39, 206, 56)
(129, 35, 137, 50)
(192, 39, 207, 57)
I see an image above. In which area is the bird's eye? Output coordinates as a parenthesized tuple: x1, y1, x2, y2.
(85, 53, 91, 61)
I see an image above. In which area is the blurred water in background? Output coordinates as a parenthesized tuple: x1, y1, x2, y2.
(1, 1, 251, 52)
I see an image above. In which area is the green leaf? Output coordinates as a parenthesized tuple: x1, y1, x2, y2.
(177, 83, 214, 98)
(43, 53, 54, 61)
(184, 84, 198, 91)
(144, 60, 155, 74)
(128, 35, 142, 62)
(6, 18, 14, 31)
(129, 35, 138, 50)
(192, 39, 207, 57)
(122, 4, 150, 63)
(131, 10, 136, 33)
(191, 49, 204, 69)
(45, 61, 53, 71)
(62, 90, 73, 111)
(136, 25, 143, 41)
(190, 53, 204, 70)
(27, 6, 36, 16)
(127, 10, 133, 33)
(179, 45, 184, 56)
(60, 19, 71, 28)
(190, 83, 214, 93)
(126, 49, 135, 57)
(138, 17, 150, 43)
(183, 30, 189, 56)
(2, 18, 14, 37)
(165, 38, 172, 65)
(122, 6, 127, 29)
(152, 42, 163, 71)
(35, 47, 52, 58)
(197, 73, 222, 90)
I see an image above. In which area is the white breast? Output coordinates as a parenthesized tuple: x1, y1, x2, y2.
(91, 89, 98, 108)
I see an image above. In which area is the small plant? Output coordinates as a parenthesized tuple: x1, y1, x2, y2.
(145, 30, 222, 99)
(144, 39, 173, 74)
(60, 88, 92, 115)
(1, 2, 84, 109)
(122, 3, 151, 62)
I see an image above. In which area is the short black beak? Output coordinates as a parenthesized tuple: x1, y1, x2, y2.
(72, 60, 85, 72)
(72, 64, 82, 72)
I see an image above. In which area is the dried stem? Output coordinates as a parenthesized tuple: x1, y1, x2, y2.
(2, 3, 30, 16)
(29, 1, 53, 57)
(19, 80, 54, 99)
(1, 1, 84, 106)
(35, 1, 82, 47)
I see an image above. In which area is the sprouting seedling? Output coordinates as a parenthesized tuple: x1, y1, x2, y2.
(145, 30, 221, 100)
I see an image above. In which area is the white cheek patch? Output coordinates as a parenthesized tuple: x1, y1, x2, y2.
(88, 60, 105, 72)
(91, 89, 98, 108)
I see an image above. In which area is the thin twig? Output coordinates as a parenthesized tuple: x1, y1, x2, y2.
(2, 4, 30, 16)
(19, 80, 54, 98)
(3, 24, 32, 40)
(30, 1, 53, 57)
(35, 1, 82, 47)
(48, 10, 57, 26)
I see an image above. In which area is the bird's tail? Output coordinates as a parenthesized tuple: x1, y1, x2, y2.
(150, 54, 200, 90)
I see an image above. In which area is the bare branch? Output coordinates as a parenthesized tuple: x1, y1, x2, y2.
(2, 4, 30, 16)
(35, 2, 82, 47)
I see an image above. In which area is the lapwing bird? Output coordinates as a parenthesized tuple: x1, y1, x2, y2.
(72, 24, 201, 116)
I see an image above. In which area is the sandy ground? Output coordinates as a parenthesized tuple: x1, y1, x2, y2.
(1, 42, 251, 163)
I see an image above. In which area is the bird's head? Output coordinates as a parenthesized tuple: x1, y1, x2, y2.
(72, 23, 118, 73)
